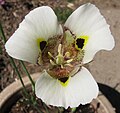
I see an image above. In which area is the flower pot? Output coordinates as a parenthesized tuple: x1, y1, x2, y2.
(0, 73, 115, 113)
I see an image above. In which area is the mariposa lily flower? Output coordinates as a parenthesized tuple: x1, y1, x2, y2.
(5, 3, 115, 109)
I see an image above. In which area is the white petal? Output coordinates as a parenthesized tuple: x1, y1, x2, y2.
(35, 68, 98, 109)
(65, 3, 115, 63)
(83, 27, 115, 63)
(5, 6, 62, 63)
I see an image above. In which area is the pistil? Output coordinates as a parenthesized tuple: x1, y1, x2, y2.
(56, 44, 64, 65)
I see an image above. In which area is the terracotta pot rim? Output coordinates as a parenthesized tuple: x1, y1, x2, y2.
(0, 73, 115, 113)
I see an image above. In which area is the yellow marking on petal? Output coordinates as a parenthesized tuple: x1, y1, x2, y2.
(37, 38, 46, 64)
(37, 38, 45, 47)
(80, 36, 89, 48)
(75, 36, 89, 50)
(58, 77, 70, 87)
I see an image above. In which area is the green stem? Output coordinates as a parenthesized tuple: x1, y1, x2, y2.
(71, 107, 77, 113)
(43, 103, 50, 113)
(10, 57, 28, 95)
(33, 105, 43, 113)
(0, 22, 7, 42)
(20, 61, 35, 91)
(62, 107, 77, 113)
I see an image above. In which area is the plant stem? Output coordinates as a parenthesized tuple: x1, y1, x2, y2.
(20, 61, 35, 91)
(71, 107, 77, 113)
(43, 103, 50, 113)
(10, 57, 28, 95)
(33, 105, 43, 113)
(62, 107, 77, 113)
(0, 22, 7, 42)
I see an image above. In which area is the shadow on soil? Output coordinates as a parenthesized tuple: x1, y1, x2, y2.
(98, 83, 120, 113)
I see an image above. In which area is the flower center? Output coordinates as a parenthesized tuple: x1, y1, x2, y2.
(48, 44, 73, 68)
(37, 29, 85, 80)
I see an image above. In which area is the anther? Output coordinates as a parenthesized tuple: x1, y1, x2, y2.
(64, 64, 73, 67)
(61, 64, 64, 69)
(58, 44, 62, 55)
(48, 52, 55, 59)
(50, 59, 56, 66)
(65, 52, 70, 58)
(66, 59, 73, 63)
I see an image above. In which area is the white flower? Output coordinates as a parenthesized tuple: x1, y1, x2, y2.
(5, 3, 115, 109)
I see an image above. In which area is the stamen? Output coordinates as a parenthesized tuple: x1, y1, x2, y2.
(64, 52, 70, 58)
(50, 59, 56, 66)
(66, 59, 73, 63)
(61, 64, 64, 69)
(58, 44, 62, 55)
(48, 52, 55, 60)
(64, 63, 73, 67)
(56, 44, 64, 65)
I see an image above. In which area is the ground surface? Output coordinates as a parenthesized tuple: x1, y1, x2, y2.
(0, 0, 120, 112)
